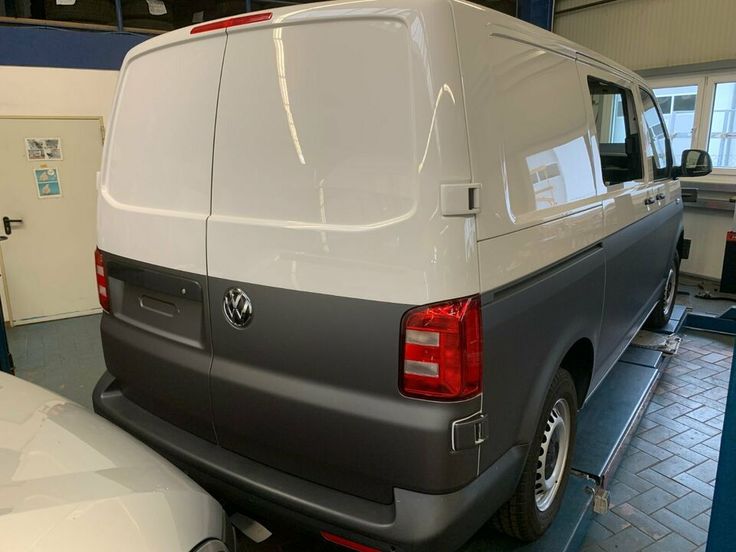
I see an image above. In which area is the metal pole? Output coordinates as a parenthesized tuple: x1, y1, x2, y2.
(114, 0, 124, 32)
(245, 0, 253, 13)
(0, 244, 13, 374)
(706, 339, 736, 551)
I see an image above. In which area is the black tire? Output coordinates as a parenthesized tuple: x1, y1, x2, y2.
(493, 369, 578, 542)
(646, 253, 680, 329)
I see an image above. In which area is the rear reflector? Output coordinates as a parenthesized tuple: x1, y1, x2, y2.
(320, 532, 380, 552)
(94, 247, 110, 312)
(190, 12, 272, 34)
(400, 295, 482, 400)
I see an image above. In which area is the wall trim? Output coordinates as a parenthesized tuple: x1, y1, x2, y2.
(637, 59, 736, 79)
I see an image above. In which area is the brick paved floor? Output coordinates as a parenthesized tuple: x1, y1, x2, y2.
(580, 329, 733, 552)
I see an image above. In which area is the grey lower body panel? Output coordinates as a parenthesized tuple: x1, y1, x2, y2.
(93, 370, 526, 552)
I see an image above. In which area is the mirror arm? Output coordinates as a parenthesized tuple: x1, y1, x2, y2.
(672, 166, 682, 179)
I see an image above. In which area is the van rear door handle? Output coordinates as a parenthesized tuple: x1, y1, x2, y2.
(644, 197, 655, 206)
(656, 193, 666, 201)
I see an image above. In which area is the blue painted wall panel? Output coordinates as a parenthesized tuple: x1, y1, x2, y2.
(0, 26, 149, 70)
(517, 0, 554, 30)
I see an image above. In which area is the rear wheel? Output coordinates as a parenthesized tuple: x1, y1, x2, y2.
(493, 369, 578, 541)
(646, 253, 680, 329)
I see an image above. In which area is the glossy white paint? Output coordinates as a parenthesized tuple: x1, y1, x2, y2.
(207, 1, 478, 305)
(99, 0, 676, 302)
(98, 31, 226, 274)
(0, 373, 224, 551)
(453, 3, 599, 243)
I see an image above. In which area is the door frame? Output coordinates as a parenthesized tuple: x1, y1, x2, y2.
(0, 115, 105, 326)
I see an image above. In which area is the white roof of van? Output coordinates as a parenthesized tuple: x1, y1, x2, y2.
(122, 0, 647, 87)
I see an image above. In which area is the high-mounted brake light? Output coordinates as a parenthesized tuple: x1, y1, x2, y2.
(190, 12, 272, 34)
(400, 295, 482, 400)
(320, 532, 380, 552)
(95, 247, 110, 312)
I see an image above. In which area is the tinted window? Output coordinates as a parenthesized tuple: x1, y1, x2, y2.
(640, 89, 672, 179)
(588, 78, 643, 185)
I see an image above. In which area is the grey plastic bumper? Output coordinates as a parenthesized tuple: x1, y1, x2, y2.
(94, 371, 526, 551)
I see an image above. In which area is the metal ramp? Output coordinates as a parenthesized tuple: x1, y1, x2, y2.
(460, 305, 689, 552)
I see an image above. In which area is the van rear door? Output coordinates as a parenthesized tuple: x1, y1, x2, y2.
(98, 31, 226, 441)
(207, 4, 481, 503)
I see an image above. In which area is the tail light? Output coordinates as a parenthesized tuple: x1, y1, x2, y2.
(190, 12, 272, 34)
(95, 247, 110, 312)
(400, 295, 482, 400)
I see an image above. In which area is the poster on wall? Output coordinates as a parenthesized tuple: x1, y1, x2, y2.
(25, 138, 63, 161)
(33, 168, 62, 198)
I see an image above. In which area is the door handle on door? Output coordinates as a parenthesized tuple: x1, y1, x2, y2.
(656, 193, 666, 201)
(2, 216, 23, 235)
(644, 197, 655, 206)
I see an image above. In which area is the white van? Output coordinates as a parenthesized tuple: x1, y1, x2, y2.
(92, 1, 712, 550)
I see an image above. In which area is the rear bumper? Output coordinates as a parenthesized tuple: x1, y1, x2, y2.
(94, 371, 527, 551)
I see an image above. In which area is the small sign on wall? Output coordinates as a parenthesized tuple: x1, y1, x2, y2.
(25, 138, 63, 161)
(34, 168, 62, 198)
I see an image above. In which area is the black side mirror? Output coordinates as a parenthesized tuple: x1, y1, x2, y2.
(676, 149, 713, 178)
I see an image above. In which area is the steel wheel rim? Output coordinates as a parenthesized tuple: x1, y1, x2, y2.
(663, 267, 676, 317)
(535, 398, 571, 512)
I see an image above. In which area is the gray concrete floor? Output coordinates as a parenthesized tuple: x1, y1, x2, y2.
(5, 302, 732, 552)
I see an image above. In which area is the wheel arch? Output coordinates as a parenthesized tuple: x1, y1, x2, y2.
(560, 338, 595, 408)
(515, 333, 597, 448)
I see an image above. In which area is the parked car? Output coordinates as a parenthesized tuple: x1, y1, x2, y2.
(0, 372, 232, 552)
(92, 1, 712, 551)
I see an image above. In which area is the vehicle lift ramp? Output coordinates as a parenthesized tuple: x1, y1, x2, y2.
(460, 305, 689, 552)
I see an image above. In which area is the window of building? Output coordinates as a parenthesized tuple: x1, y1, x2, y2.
(708, 81, 736, 169)
(652, 85, 698, 164)
(651, 73, 736, 174)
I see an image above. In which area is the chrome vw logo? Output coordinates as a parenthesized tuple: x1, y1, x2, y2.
(223, 287, 253, 328)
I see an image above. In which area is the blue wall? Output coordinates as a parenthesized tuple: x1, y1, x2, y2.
(517, 0, 554, 30)
(0, 25, 149, 70)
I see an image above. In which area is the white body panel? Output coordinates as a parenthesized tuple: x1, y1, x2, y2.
(98, 0, 673, 302)
(98, 31, 226, 275)
(0, 373, 223, 551)
(207, 2, 478, 305)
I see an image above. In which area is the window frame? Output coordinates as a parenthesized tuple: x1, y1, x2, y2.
(650, 72, 736, 176)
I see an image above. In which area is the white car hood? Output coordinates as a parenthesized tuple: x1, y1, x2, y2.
(0, 373, 223, 551)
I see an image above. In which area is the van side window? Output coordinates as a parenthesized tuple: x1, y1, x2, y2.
(587, 77, 643, 185)
(640, 89, 672, 180)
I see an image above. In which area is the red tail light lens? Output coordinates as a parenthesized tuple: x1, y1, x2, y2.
(190, 12, 272, 34)
(95, 247, 109, 312)
(400, 295, 482, 400)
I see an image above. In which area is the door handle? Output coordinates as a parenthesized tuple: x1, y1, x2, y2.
(656, 193, 666, 201)
(644, 197, 655, 206)
(2, 216, 23, 235)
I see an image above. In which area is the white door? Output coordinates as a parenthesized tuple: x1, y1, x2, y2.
(0, 117, 103, 325)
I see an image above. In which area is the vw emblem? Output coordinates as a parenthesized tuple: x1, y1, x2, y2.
(223, 287, 253, 328)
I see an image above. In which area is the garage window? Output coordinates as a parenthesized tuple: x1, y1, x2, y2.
(708, 81, 736, 169)
(588, 78, 643, 185)
(653, 85, 698, 164)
